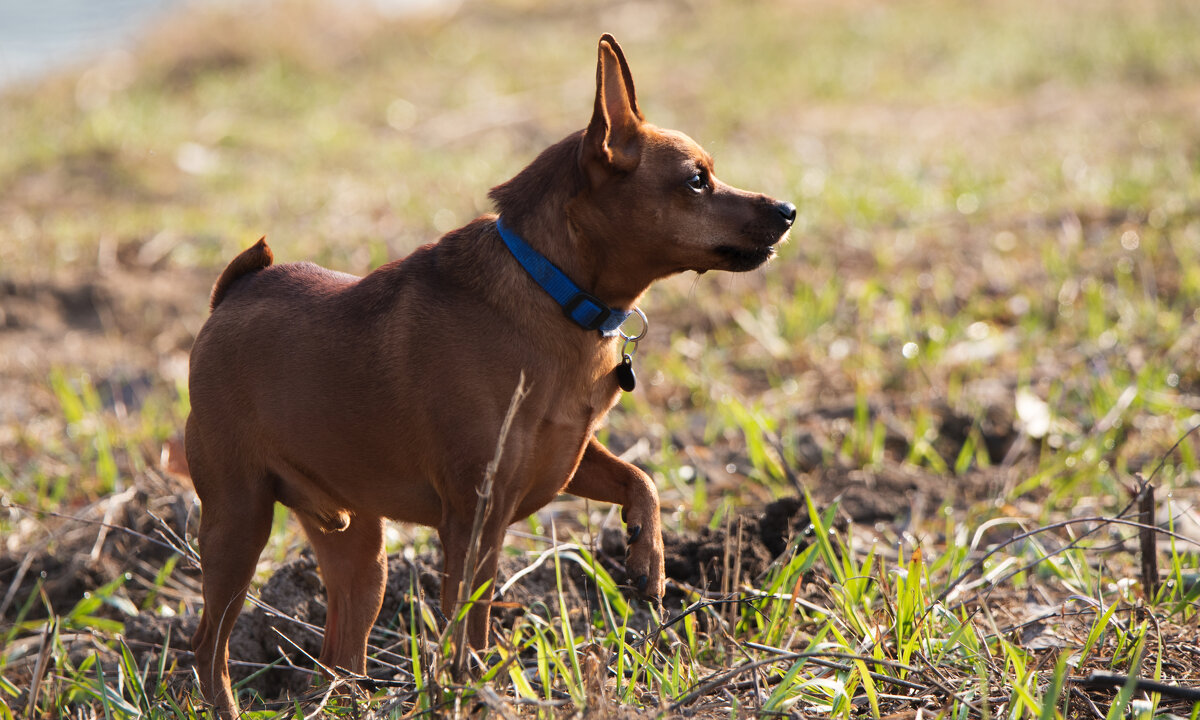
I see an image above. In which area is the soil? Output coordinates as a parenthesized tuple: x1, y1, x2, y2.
(0, 259, 211, 427)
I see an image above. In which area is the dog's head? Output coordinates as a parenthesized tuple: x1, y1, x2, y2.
(570, 34, 795, 280)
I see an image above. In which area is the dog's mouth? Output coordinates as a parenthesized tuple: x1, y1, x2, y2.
(715, 243, 777, 272)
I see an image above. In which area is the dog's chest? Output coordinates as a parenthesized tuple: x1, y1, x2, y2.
(514, 386, 617, 518)
(528, 362, 620, 457)
(547, 357, 621, 423)
(540, 376, 619, 432)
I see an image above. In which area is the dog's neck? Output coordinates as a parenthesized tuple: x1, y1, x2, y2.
(564, 221, 652, 311)
(495, 216, 635, 336)
(505, 211, 653, 316)
(488, 132, 653, 313)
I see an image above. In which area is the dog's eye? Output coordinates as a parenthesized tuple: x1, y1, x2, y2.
(685, 173, 708, 193)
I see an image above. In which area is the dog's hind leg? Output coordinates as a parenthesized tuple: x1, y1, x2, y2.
(297, 513, 386, 678)
(188, 439, 274, 719)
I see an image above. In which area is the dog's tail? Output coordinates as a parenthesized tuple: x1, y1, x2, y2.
(210, 237, 273, 311)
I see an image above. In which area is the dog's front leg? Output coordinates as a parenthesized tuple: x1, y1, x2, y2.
(438, 505, 510, 651)
(565, 437, 665, 604)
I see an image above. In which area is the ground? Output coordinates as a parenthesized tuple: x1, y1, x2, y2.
(2, 0, 1200, 717)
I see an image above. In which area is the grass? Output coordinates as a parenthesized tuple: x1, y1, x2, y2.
(2, 0, 1200, 717)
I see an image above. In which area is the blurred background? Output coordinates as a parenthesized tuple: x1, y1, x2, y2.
(0, 0, 463, 86)
(0, 0, 180, 86)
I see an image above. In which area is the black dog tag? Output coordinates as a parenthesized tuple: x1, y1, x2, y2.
(615, 354, 636, 392)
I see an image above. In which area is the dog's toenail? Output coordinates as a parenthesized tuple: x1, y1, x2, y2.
(627, 525, 641, 543)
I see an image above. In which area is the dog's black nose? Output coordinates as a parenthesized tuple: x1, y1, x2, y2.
(777, 201, 797, 227)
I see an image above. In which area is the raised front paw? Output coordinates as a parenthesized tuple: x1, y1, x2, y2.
(623, 520, 665, 607)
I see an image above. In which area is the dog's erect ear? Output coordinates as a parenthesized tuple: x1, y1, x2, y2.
(582, 34, 643, 182)
(599, 33, 642, 120)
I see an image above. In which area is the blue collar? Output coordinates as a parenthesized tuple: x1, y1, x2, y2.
(495, 217, 633, 337)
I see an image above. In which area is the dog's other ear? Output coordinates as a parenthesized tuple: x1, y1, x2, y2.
(582, 34, 643, 183)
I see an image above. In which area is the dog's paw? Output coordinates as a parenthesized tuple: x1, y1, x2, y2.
(624, 524, 664, 605)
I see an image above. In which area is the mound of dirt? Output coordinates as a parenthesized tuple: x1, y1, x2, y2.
(597, 496, 814, 598)
(0, 488, 195, 622)
(0, 266, 210, 424)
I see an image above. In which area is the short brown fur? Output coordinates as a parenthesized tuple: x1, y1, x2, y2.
(186, 34, 794, 718)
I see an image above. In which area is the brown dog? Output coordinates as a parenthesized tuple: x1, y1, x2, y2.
(186, 34, 794, 716)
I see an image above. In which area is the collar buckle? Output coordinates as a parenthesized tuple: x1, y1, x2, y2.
(563, 292, 613, 331)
